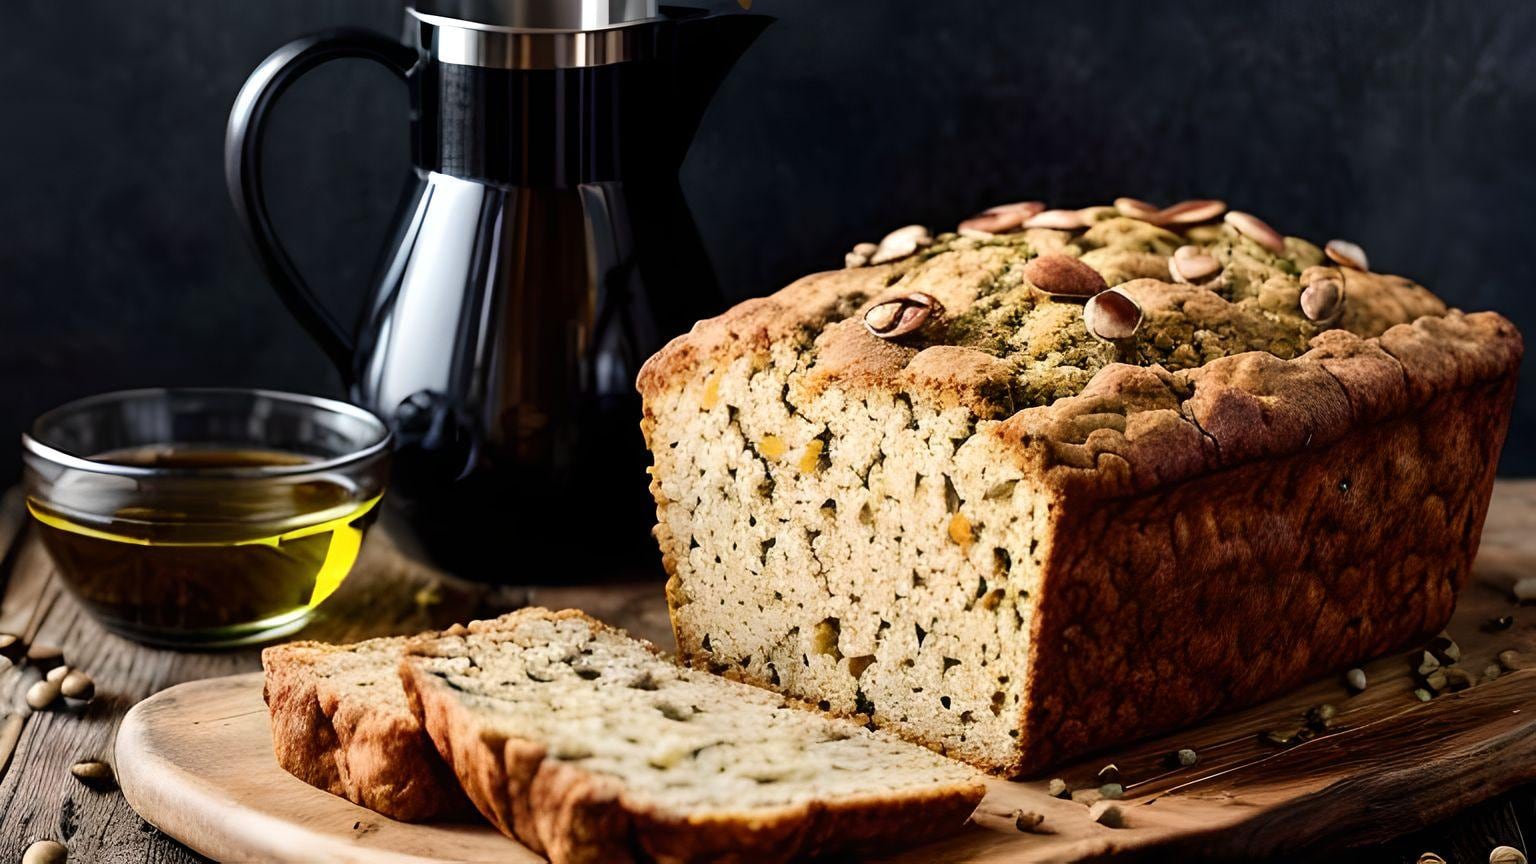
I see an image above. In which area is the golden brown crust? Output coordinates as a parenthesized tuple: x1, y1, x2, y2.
(261, 640, 473, 822)
(399, 608, 985, 863)
(1013, 366, 1517, 771)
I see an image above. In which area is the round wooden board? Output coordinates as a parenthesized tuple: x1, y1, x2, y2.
(114, 559, 1536, 863)
(115, 672, 541, 864)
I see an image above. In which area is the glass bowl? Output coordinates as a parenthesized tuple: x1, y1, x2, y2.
(22, 388, 391, 648)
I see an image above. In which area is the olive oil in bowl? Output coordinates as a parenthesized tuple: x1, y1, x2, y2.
(23, 390, 391, 647)
(29, 447, 381, 647)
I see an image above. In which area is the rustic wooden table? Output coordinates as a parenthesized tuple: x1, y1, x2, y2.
(0, 482, 1533, 863)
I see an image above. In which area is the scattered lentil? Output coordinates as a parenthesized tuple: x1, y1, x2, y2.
(26, 679, 61, 711)
(1498, 650, 1527, 672)
(61, 670, 95, 701)
(27, 645, 64, 672)
(1483, 616, 1516, 633)
(1490, 846, 1528, 864)
(21, 840, 66, 864)
(1513, 578, 1536, 603)
(70, 759, 117, 791)
(1088, 800, 1124, 828)
(0, 632, 24, 664)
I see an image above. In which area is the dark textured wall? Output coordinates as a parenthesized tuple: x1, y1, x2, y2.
(2, 0, 1532, 473)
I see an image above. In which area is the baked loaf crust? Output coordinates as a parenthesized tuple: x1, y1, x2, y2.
(262, 636, 472, 821)
(638, 203, 1524, 774)
(399, 607, 985, 864)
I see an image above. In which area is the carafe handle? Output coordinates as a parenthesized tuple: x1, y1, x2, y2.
(224, 29, 417, 381)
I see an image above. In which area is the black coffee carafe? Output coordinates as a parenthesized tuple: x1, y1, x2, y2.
(226, 1, 769, 580)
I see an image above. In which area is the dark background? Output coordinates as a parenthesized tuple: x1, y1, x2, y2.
(2, 4, 1535, 860)
(1, 0, 1532, 478)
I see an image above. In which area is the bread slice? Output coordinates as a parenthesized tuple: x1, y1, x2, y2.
(400, 607, 986, 864)
(262, 635, 472, 821)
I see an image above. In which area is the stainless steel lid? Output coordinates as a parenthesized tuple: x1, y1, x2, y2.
(408, 0, 661, 69)
(411, 0, 659, 32)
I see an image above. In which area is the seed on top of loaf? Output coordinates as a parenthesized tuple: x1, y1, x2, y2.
(651, 202, 1447, 418)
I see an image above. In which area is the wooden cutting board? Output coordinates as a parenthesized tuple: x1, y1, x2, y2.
(116, 553, 1536, 864)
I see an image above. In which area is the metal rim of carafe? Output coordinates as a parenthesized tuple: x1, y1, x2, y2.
(408, 0, 661, 69)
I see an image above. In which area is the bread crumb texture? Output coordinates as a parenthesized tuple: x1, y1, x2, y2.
(637, 205, 1524, 774)
(401, 608, 984, 863)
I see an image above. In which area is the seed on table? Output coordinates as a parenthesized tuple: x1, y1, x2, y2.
(1421, 669, 1448, 693)
(1013, 810, 1045, 832)
(46, 665, 70, 684)
(1499, 650, 1527, 671)
(70, 759, 117, 791)
(1071, 787, 1105, 806)
(1442, 666, 1475, 691)
(0, 632, 25, 664)
(1345, 667, 1368, 693)
(1416, 651, 1442, 676)
(973, 804, 1047, 834)
(1413, 687, 1434, 702)
(1484, 664, 1503, 683)
(1099, 782, 1124, 800)
(1261, 725, 1308, 747)
(1490, 846, 1528, 864)
(61, 670, 95, 701)
(1088, 800, 1124, 828)
(1164, 747, 1199, 768)
(21, 840, 66, 864)
(1418, 854, 1447, 864)
(1047, 777, 1070, 798)
(1428, 633, 1461, 664)
(1483, 615, 1516, 632)
(26, 678, 62, 710)
(1514, 578, 1536, 603)
(844, 251, 869, 268)
(27, 644, 65, 672)
(852, 242, 878, 258)
(1305, 703, 1337, 730)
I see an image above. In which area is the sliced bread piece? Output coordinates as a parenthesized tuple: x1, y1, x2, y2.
(262, 635, 472, 821)
(400, 607, 986, 864)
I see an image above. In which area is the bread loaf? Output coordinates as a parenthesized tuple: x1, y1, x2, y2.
(637, 202, 1524, 774)
(399, 607, 985, 864)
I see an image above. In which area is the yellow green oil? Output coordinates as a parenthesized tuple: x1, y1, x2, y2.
(29, 447, 380, 643)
